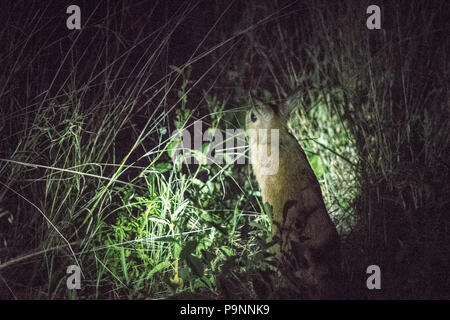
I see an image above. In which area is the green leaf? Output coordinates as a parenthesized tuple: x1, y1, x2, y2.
(201, 142, 211, 153)
(119, 246, 130, 284)
(167, 138, 182, 159)
(219, 246, 233, 257)
(173, 241, 182, 259)
(147, 261, 170, 279)
(154, 162, 172, 173)
(262, 202, 273, 216)
(193, 148, 207, 165)
(309, 154, 325, 179)
(248, 221, 266, 230)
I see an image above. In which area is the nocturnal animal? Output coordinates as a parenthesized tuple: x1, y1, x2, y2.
(246, 91, 341, 299)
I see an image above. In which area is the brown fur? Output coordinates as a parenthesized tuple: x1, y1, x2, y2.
(246, 96, 341, 299)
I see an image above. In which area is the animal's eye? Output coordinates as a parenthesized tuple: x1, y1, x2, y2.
(250, 112, 257, 122)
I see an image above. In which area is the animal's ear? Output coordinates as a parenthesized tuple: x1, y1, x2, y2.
(250, 91, 266, 108)
(282, 87, 303, 117)
(250, 92, 281, 116)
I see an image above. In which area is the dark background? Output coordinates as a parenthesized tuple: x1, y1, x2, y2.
(0, 0, 449, 299)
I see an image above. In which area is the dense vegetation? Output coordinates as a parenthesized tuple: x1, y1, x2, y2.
(0, 0, 448, 299)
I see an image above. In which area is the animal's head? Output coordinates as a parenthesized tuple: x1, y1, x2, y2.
(245, 92, 298, 133)
(245, 92, 301, 176)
